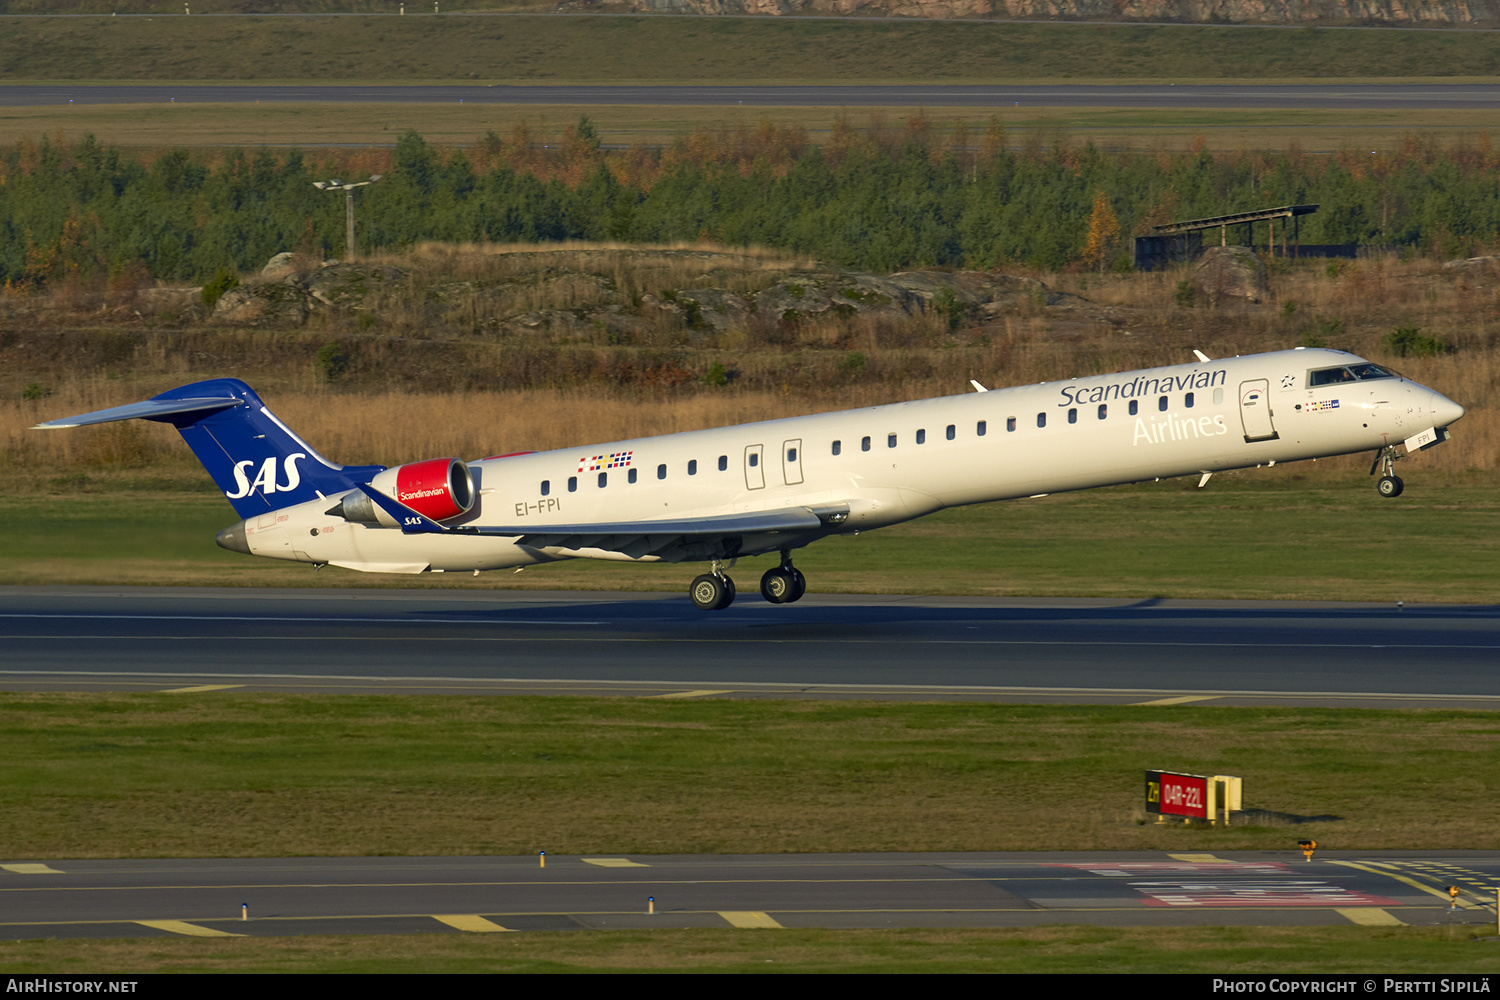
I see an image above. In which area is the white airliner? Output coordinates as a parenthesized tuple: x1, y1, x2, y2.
(36, 347, 1464, 610)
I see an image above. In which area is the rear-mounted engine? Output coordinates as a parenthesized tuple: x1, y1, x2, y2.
(330, 457, 475, 526)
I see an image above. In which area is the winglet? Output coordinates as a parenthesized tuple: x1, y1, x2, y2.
(1193, 350, 1211, 363)
(969, 379, 989, 393)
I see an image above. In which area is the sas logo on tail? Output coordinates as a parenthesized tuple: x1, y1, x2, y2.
(225, 453, 308, 499)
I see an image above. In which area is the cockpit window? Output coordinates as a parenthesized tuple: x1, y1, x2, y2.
(1308, 364, 1397, 387)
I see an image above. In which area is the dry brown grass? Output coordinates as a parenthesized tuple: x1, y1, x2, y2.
(3, 246, 1496, 485)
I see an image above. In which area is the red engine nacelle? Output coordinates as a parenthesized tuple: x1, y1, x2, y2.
(356, 457, 474, 523)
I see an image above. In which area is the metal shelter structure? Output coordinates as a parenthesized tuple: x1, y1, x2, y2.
(1134, 204, 1319, 271)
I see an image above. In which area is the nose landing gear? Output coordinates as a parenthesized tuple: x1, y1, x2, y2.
(1370, 446, 1405, 498)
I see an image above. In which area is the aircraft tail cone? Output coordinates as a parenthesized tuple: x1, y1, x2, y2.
(216, 522, 251, 555)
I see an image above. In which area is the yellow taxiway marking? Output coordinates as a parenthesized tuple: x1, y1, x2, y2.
(161, 684, 244, 694)
(582, 858, 650, 868)
(433, 914, 513, 932)
(136, 919, 242, 937)
(719, 911, 784, 928)
(1327, 861, 1480, 908)
(1167, 855, 1226, 863)
(650, 690, 733, 699)
(1134, 695, 1219, 706)
(2, 864, 62, 874)
(1336, 907, 1404, 926)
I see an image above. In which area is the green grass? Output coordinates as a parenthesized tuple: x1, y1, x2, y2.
(4, 694, 1500, 857)
(5, 16, 1500, 84)
(3, 926, 1498, 973)
(2, 478, 1496, 602)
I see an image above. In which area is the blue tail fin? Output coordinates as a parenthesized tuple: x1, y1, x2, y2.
(34, 379, 385, 518)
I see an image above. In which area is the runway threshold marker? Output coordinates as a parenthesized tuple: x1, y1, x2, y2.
(434, 914, 513, 933)
(1336, 907, 1404, 926)
(719, 911, 783, 928)
(1134, 695, 1219, 706)
(137, 919, 242, 937)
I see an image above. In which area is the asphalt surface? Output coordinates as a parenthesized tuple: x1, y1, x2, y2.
(7, 83, 1500, 109)
(3, 852, 1497, 938)
(1, 587, 1497, 708)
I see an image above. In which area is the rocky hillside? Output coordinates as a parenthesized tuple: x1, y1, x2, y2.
(613, 0, 1494, 24)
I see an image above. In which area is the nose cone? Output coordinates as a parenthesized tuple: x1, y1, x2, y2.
(216, 521, 251, 555)
(1431, 390, 1466, 428)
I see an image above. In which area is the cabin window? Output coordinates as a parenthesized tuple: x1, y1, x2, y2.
(916, 429, 926, 445)
(1129, 400, 1139, 416)
(598, 472, 607, 488)
(1158, 395, 1169, 412)
(1036, 413, 1046, 428)
(718, 455, 728, 471)
(888, 433, 897, 448)
(749, 452, 759, 467)
(977, 420, 987, 436)
(832, 440, 841, 456)
(946, 424, 955, 440)
(1098, 404, 1107, 420)
(568, 476, 577, 493)
(862, 436, 871, 452)
(628, 468, 637, 484)
(541, 480, 550, 496)
(1068, 408, 1077, 424)
(688, 460, 697, 476)
(787, 447, 797, 462)
(1185, 392, 1195, 408)
(657, 464, 666, 480)
(1006, 417, 1016, 432)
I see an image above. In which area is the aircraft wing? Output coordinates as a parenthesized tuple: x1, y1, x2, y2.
(356, 485, 842, 558)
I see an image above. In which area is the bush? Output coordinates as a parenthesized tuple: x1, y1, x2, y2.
(314, 340, 351, 383)
(200, 267, 240, 310)
(1385, 326, 1453, 358)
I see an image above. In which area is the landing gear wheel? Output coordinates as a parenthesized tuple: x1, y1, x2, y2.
(760, 568, 795, 604)
(1377, 475, 1405, 498)
(690, 573, 734, 611)
(718, 575, 736, 610)
(786, 568, 806, 603)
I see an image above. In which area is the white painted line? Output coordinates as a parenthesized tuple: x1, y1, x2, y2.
(162, 684, 244, 693)
(582, 858, 650, 867)
(650, 690, 733, 699)
(1135, 695, 1220, 706)
(1, 864, 62, 874)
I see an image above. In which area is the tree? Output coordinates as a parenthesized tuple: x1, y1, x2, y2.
(1082, 190, 1121, 272)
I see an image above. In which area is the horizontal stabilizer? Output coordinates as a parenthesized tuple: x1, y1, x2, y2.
(32, 395, 241, 430)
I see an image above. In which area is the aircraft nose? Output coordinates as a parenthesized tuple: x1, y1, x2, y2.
(1431, 390, 1466, 428)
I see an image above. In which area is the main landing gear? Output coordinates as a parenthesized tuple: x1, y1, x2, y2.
(688, 554, 807, 611)
(759, 554, 806, 606)
(1370, 445, 1405, 498)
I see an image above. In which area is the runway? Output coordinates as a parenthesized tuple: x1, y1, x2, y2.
(1, 586, 1497, 708)
(3, 852, 1496, 938)
(6, 83, 1500, 110)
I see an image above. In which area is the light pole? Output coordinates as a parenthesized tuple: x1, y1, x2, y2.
(312, 175, 382, 261)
